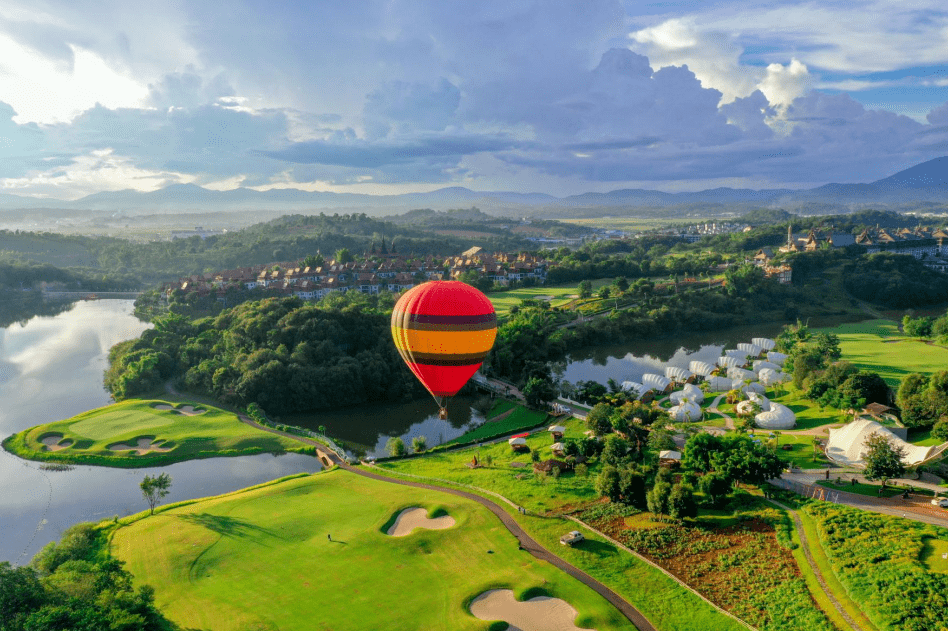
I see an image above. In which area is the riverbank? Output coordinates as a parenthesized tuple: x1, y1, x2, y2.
(2, 398, 312, 468)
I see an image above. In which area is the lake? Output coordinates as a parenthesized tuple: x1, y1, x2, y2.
(0, 300, 323, 564)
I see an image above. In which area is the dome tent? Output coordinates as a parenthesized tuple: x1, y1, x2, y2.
(758, 368, 788, 386)
(620, 381, 643, 397)
(705, 376, 733, 392)
(752, 337, 776, 351)
(738, 342, 762, 357)
(736, 392, 770, 415)
(688, 361, 715, 377)
(725, 349, 750, 361)
(755, 402, 796, 429)
(669, 401, 702, 422)
(665, 366, 693, 383)
(718, 356, 742, 369)
(739, 381, 766, 395)
(669, 383, 704, 405)
(766, 351, 787, 366)
(642, 373, 672, 393)
(753, 360, 781, 373)
(727, 366, 755, 381)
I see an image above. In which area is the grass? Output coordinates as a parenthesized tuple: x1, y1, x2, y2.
(766, 386, 847, 432)
(908, 427, 942, 447)
(815, 479, 935, 498)
(814, 319, 948, 388)
(793, 507, 882, 631)
(2, 398, 307, 468)
(110, 469, 634, 631)
(921, 538, 948, 573)
(443, 405, 550, 446)
(381, 416, 599, 514)
(762, 432, 829, 469)
(488, 284, 582, 317)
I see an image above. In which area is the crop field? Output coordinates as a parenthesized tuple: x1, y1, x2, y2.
(3, 398, 304, 467)
(111, 469, 632, 631)
(443, 405, 550, 445)
(815, 319, 948, 387)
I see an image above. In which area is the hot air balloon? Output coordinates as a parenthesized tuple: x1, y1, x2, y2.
(391, 281, 497, 419)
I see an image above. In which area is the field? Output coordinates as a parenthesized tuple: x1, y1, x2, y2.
(111, 469, 633, 631)
(2, 398, 306, 467)
(443, 404, 550, 445)
(487, 284, 580, 317)
(815, 319, 948, 388)
(561, 217, 711, 231)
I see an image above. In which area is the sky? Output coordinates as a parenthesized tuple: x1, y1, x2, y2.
(2, 1, 948, 200)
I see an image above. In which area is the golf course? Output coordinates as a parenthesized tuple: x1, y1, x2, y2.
(111, 468, 634, 631)
(2, 398, 308, 467)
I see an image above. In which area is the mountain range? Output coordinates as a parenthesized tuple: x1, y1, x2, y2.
(1, 157, 946, 217)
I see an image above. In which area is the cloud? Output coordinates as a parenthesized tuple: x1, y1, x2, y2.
(363, 78, 461, 139)
(927, 101, 948, 125)
(759, 59, 813, 108)
(147, 70, 235, 110)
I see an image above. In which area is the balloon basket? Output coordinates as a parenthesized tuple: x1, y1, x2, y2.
(438, 407, 448, 420)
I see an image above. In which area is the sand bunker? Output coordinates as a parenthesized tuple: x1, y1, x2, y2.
(386, 507, 455, 537)
(40, 434, 73, 452)
(108, 437, 172, 456)
(154, 404, 206, 416)
(470, 589, 593, 631)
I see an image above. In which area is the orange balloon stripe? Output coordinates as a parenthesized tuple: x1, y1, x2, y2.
(391, 326, 496, 356)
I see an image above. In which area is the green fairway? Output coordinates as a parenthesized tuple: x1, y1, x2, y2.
(443, 404, 550, 445)
(3, 398, 307, 467)
(815, 319, 948, 387)
(111, 469, 634, 631)
(488, 284, 580, 317)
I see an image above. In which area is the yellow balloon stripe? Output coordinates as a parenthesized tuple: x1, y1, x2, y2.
(391, 326, 496, 356)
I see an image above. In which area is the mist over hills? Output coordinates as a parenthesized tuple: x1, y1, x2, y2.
(2, 157, 947, 218)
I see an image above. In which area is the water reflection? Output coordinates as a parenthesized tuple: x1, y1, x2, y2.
(283, 394, 486, 457)
(0, 300, 322, 564)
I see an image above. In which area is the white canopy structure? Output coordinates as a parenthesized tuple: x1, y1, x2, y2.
(736, 392, 771, 415)
(688, 361, 716, 377)
(548, 425, 566, 434)
(669, 401, 702, 422)
(767, 351, 788, 366)
(738, 342, 762, 357)
(753, 360, 781, 373)
(758, 368, 789, 386)
(669, 383, 704, 405)
(753, 337, 776, 351)
(718, 356, 742, 369)
(659, 450, 682, 461)
(826, 419, 944, 468)
(621, 381, 644, 397)
(508, 437, 527, 446)
(642, 373, 672, 392)
(725, 349, 750, 361)
(706, 376, 733, 392)
(754, 402, 796, 429)
(740, 381, 766, 395)
(551, 442, 565, 453)
(665, 366, 693, 382)
(727, 366, 756, 381)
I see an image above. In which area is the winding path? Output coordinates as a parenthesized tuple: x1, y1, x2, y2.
(236, 416, 656, 631)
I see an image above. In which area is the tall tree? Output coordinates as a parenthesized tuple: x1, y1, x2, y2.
(140, 473, 172, 515)
(862, 433, 906, 487)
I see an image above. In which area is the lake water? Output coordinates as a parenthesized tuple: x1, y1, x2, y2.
(0, 300, 322, 564)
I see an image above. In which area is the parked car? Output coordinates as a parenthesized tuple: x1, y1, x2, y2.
(931, 498, 948, 508)
(560, 530, 584, 546)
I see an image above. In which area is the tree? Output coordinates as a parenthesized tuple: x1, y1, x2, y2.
(839, 371, 890, 407)
(698, 473, 732, 507)
(386, 436, 406, 457)
(597, 286, 611, 300)
(612, 276, 629, 293)
(523, 376, 557, 409)
(596, 465, 622, 502)
(668, 483, 698, 520)
(862, 433, 906, 487)
(411, 435, 427, 453)
(932, 418, 948, 442)
(585, 403, 614, 436)
(578, 280, 592, 299)
(646, 481, 672, 518)
(140, 473, 172, 515)
(682, 432, 722, 473)
(0, 562, 46, 629)
(620, 467, 648, 508)
(601, 434, 630, 467)
(647, 429, 676, 453)
(334, 248, 354, 264)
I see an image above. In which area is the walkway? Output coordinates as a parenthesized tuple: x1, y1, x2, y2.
(706, 394, 734, 430)
(768, 499, 867, 631)
(234, 415, 656, 630)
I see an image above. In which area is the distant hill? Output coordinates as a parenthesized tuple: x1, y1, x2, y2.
(1, 156, 946, 217)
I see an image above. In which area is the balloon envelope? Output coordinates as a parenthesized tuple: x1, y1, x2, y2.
(391, 281, 497, 409)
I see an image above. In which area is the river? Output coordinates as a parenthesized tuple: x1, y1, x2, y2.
(0, 300, 322, 564)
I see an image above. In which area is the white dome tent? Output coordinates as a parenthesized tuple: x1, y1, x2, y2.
(767, 351, 788, 366)
(688, 361, 716, 377)
(739, 381, 766, 395)
(620, 381, 644, 397)
(738, 342, 762, 358)
(758, 368, 789, 386)
(664, 366, 693, 383)
(727, 366, 755, 382)
(826, 419, 943, 468)
(755, 402, 796, 429)
(642, 373, 672, 393)
(725, 349, 750, 361)
(718, 356, 742, 369)
(736, 392, 771, 415)
(706, 376, 733, 392)
(753, 360, 781, 373)
(669, 383, 704, 405)
(753, 338, 776, 351)
(669, 401, 702, 422)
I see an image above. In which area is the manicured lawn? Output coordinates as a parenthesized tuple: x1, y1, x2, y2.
(766, 387, 847, 432)
(760, 432, 829, 469)
(111, 469, 633, 631)
(816, 480, 935, 498)
(921, 538, 948, 573)
(815, 319, 948, 388)
(488, 284, 582, 317)
(3, 398, 306, 467)
(443, 405, 550, 445)
(382, 417, 598, 514)
(908, 427, 942, 447)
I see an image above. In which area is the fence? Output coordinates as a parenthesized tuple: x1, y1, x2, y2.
(769, 478, 841, 503)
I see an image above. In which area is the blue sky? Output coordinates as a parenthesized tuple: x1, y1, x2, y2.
(1, 0, 948, 199)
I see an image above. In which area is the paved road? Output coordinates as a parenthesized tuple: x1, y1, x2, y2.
(237, 416, 656, 631)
